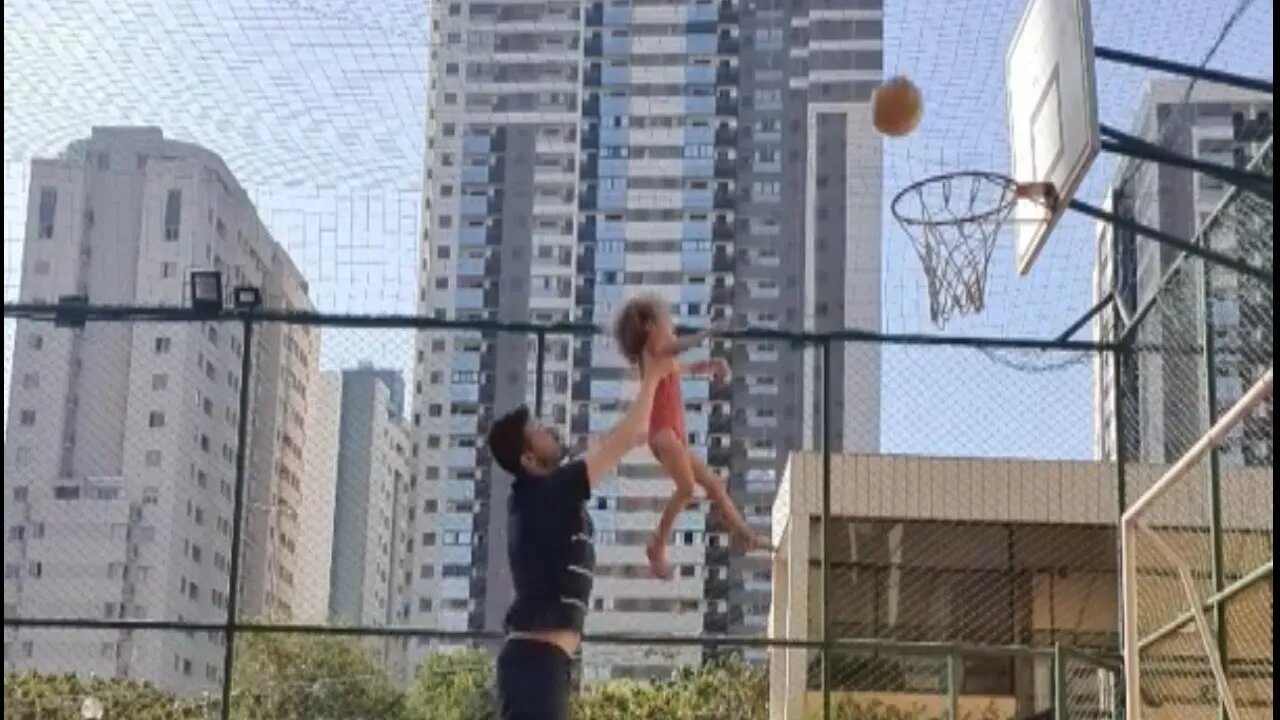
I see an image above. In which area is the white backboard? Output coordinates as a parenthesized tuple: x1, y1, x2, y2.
(1006, 0, 1101, 275)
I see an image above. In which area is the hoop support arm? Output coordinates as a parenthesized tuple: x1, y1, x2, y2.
(1095, 45, 1274, 95)
(1055, 291, 1114, 343)
(1100, 124, 1273, 201)
(1067, 200, 1273, 285)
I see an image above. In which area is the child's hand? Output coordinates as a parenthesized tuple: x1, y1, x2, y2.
(706, 358, 730, 381)
(689, 359, 730, 381)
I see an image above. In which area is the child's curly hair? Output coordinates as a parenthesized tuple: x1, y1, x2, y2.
(614, 295, 667, 364)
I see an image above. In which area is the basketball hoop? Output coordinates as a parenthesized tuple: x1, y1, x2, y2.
(891, 171, 1059, 327)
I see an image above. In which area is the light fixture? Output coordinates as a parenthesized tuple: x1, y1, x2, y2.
(232, 285, 263, 311)
(189, 270, 224, 316)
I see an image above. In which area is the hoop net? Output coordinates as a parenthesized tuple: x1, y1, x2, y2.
(892, 172, 1055, 328)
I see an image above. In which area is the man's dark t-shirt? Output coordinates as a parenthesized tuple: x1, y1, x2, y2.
(504, 460, 596, 634)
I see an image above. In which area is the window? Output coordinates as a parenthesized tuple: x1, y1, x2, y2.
(164, 190, 182, 241)
(20, 373, 38, 390)
(152, 374, 168, 391)
(148, 411, 165, 428)
(161, 262, 176, 279)
(38, 188, 56, 238)
(27, 334, 43, 350)
(154, 337, 171, 354)
(18, 409, 36, 427)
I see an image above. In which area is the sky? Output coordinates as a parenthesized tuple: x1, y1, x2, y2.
(2, 0, 1274, 460)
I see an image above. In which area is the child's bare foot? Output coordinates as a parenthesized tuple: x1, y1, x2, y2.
(646, 538, 673, 580)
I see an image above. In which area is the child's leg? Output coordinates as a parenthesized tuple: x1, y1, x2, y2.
(648, 429, 697, 579)
(689, 453, 772, 552)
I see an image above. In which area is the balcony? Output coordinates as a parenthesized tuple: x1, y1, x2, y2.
(714, 189, 735, 210)
(714, 157, 736, 179)
(585, 35, 603, 57)
(584, 65, 602, 88)
(581, 126, 599, 150)
(583, 95, 600, 117)
(585, 3, 603, 26)
(715, 96, 738, 115)
(709, 410, 733, 435)
(716, 65, 739, 85)
(579, 156, 598, 180)
(715, 126, 737, 146)
(717, 35, 739, 54)
(712, 221, 734, 240)
(578, 188, 598, 211)
(711, 286, 734, 305)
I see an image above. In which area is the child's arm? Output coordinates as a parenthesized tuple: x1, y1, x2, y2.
(670, 320, 727, 355)
(685, 358, 729, 381)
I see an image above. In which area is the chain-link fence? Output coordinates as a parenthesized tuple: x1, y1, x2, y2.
(1, 136, 1270, 720)
(4, 300, 1128, 720)
(1117, 133, 1273, 720)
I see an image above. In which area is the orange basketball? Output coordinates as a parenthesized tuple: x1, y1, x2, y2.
(872, 76, 924, 137)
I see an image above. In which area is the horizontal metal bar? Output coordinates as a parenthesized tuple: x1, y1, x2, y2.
(1, 302, 1118, 352)
(1123, 369, 1273, 521)
(0, 617, 1055, 658)
(1100, 129, 1272, 200)
(1095, 46, 1274, 95)
(1068, 200, 1273, 285)
(1056, 291, 1114, 343)
(1137, 560, 1274, 652)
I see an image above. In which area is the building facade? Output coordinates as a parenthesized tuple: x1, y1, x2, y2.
(2, 127, 319, 693)
(412, 0, 883, 679)
(768, 451, 1271, 720)
(1093, 80, 1272, 469)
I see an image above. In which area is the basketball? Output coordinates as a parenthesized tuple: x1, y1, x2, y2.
(872, 76, 924, 137)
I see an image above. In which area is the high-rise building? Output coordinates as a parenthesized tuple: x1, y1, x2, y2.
(2, 127, 319, 692)
(301, 366, 413, 680)
(411, 1, 882, 680)
(1093, 80, 1272, 468)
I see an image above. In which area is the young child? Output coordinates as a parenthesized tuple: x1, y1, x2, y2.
(614, 296, 771, 579)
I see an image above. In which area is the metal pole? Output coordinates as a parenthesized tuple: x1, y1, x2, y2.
(946, 652, 960, 720)
(220, 315, 256, 720)
(1068, 200, 1273, 285)
(1110, 188, 1133, 706)
(1099, 125, 1273, 200)
(1054, 644, 1068, 718)
(821, 338, 834, 720)
(534, 330, 546, 417)
(1095, 45, 1275, 95)
(1200, 258, 1229, 720)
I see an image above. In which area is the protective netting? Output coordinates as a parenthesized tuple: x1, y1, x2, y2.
(3, 0, 1275, 718)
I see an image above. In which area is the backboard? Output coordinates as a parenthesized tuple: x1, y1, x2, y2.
(1006, 0, 1101, 275)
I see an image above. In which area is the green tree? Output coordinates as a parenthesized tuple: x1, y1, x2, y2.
(3, 672, 210, 719)
(574, 656, 769, 720)
(228, 633, 404, 720)
(404, 648, 496, 720)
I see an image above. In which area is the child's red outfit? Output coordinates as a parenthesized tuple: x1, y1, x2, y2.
(648, 372, 686, 445)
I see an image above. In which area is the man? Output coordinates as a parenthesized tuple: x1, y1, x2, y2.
(486, 346, 675, 720)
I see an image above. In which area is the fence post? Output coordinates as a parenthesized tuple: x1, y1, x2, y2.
(1200, 258, 1229, 720)
(1054, 643, 1067, 719)
(946, 652, 960, 720)
(1110, 188, 1132, 719)
(220, 313, 256, 720)
(534, 330, 546, 417)
(820, 338, 834, 720)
